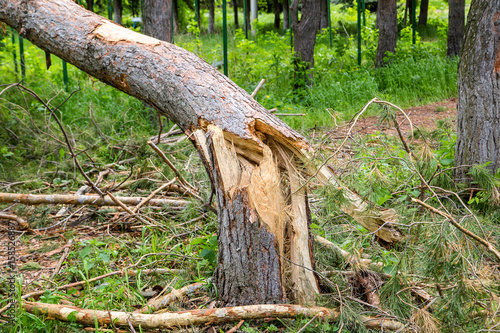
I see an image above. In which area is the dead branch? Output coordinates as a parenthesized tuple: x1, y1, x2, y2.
(0, 212, 29, 229)
(411, 197, 500, 261)
(132, 179, 177, 213)
(23, 301, 405, 330)
(0, 192, 188, 208)
(50, 239, 73, 279)
(140, 282, 205, 313)
(251, 79, 266, 98)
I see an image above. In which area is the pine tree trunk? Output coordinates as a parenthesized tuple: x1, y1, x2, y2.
(0, 0, 402, 306)
(208, 0, 215, 33)
(290, 0, 320, 86)
(418, 0, 428, 26)
(233, 0, 239, 29)
(87, 0, 94, 12)
(113, 0, 123, 25)
(375, 0, 397, 67)
(142, 0, 172, 42)
(273, 0, 280, 30)
(173, 0, 179, 34)
(283, 0, 289, 30)
(455, 0, 500, 179)
(447, 0, 465, 57)
(320, 0, 328, 30)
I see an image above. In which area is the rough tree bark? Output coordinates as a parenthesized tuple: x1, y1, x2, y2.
(142, 0, 172, 42)
(173, 0, 180, 34)
(290, 0, 321, 86)
(375, 0, 397, 67)
(418, 0, 428, 26)
(0, 0, 401, 306)
(455, 0, 500, 179)
(113, 0, 123, 25)
(447, 0, 465, 57)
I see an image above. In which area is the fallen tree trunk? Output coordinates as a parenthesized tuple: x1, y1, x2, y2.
(24, 302, 405, 330)
(0, 0, 400, 306)
(0, 192, 188, 208)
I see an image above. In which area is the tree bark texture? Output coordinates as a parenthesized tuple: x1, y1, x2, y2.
(142, 0, 172, 42)
(113, 0, 123, 25)
(455, 0, 500, 179)
(245, 0, 251, 32)
(320, 0, 329, 30)
(208, 0, 215, 33)
(447, 0, 465, 57)
(0, 0, 401, 306)
(173, 0, 180, 34)
(283, 0, 290, 30)
(418, 0, 428, 26)
(375, 0, 397, 67)
(291, 0, 321, 85)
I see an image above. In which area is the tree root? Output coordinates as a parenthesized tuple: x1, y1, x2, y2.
(23, 301, 405, 331)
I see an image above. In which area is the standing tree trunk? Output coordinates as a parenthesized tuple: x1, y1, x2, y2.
(142, 0, 172, 42)
(273, 0, 280, 30)
(319, 0, 328, 30)
(233, 0, 239, 29)
(245, 0, 251, 32)
(0, 0, 402, 306)
(290, 0, 320, 87)
(173, 0, 179, 34)
(455, 0, 500, 180)
(447, 0, 465, 57)
(418, 0, 428, 26)
(375, 0, 397, 67)
(113, 0, 123, 25)
(283, 0, 289, 30)
(208, 0, 215, 33)
(87, 0, 94, 12)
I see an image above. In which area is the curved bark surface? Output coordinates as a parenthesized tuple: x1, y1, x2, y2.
(455, 0, 500, 178)
(0, 0, 401, 306)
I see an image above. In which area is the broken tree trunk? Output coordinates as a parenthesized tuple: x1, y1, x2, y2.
(0, 0, 400, 306)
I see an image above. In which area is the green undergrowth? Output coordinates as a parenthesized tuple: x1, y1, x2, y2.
(1, 2, 498, 332)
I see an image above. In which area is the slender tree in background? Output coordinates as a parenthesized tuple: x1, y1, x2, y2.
(290, 0, 320, 86)
(375, 0, 397, 67)
(447, 0, 465, 57)
(245, 0, 251, 32)
(142, 0, 172, 44)
(208, 0, 215, 33)
(455, 0, 500, 180)
(86, 0, 94, 12)
(273, 0, 280, 30)
(418, 0, 428, 26)
(233, 0, 239, 29)
(320, 0, 329, 30)
(113, 0, 123, 25)
(283, 0, 290, 30)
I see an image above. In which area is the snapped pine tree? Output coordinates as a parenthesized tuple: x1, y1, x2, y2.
(0, 0, 401, 306)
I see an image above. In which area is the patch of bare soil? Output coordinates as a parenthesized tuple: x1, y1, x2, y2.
(341, 98, 457, 137)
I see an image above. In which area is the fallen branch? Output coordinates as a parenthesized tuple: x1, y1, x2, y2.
(0, 192, 188, 208)
(411, 197, 500, 261)
(0, 212, 29, 229)
(50, 239, 73, 280)
(251, 79, 266, 98)
(23, 302, 405, 330)
(140, 282, 205, 313)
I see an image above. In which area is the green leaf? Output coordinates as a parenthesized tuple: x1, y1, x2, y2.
(208, 236, 218, 247)
(190, 238, 206, 245)
(67, 311, 78, 323)
(200, 248, 216, 263)
(79, 246, 92, 259)
(98, 252, 110, 263)
(440, 158, 454, 166)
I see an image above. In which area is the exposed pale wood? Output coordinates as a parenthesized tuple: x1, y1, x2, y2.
(0, 192, 187, 208)
(23, 302, 404, 330)
(0, 212, 29, 229)
(140, 282, 205, 313)
(251, 79, 266, 98)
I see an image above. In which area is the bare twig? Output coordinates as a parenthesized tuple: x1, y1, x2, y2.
(251, 79, 265, 98)
(50, 239, 73, 280)
(0, 212, 28, 229)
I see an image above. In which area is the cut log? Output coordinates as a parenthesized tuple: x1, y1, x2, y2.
(23, 301, 405, 330)
(0, 0, 401, 306)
